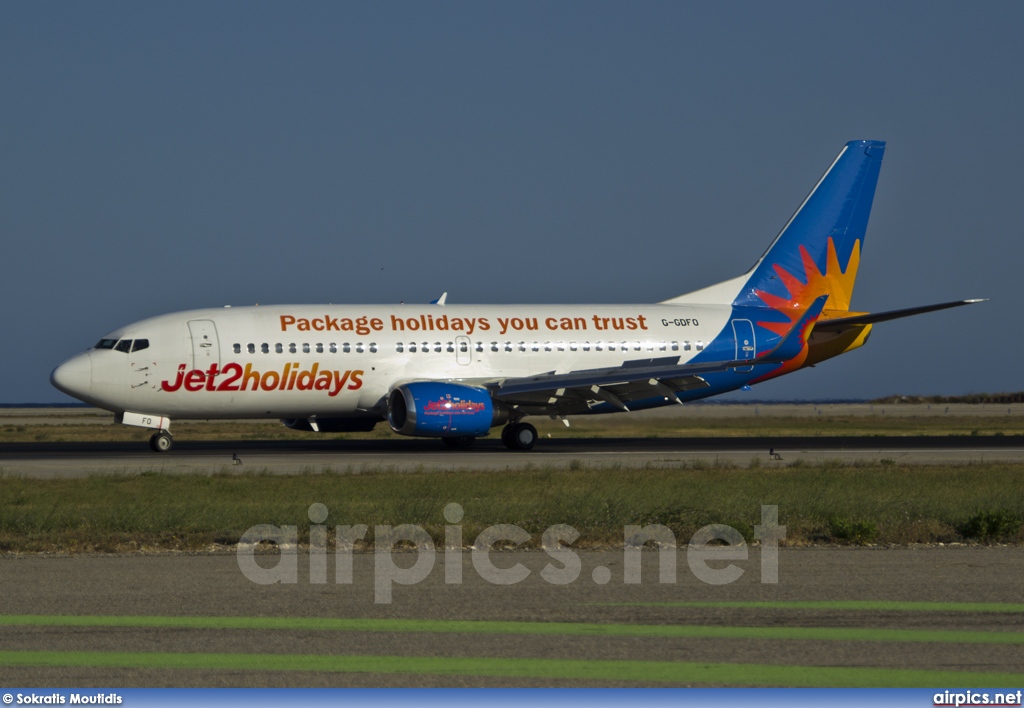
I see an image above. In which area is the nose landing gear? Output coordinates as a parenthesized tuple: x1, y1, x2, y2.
(501, 422, 537, 451)
(149, 430, 174, 452)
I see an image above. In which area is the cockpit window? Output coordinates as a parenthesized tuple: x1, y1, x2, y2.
(131, 339, 149, 353)
(114, 340, 132, 353)
(95, 339, 118, 350)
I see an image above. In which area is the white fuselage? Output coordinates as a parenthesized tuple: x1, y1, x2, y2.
(54, 303, 733, 420)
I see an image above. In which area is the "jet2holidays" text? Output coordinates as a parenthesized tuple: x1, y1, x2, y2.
(161, 363, 363, 397)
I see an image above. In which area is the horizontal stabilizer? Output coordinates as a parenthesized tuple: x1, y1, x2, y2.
(815, 299, 986, 331)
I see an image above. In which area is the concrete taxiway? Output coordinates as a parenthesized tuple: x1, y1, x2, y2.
(1, 435, 1023, 477)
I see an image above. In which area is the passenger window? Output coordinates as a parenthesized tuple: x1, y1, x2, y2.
(433, 342, 441, 353)
(396, 343, 404, 353)
(684, 342, 691, 351)
(460, 341, 468, 353)
(356, 343, 364, 353)
(289, 343, 297, 354)
(582, 342, 590, 351)
(316, 343, 324, 354)
(409, 343, 417, 353)
(422, 342, 429, 353)
(671, 342, 678, 351)
(505, 342, 513, 352)
(131, 339, 150, 353)
(329, 343, 337, 353)
(343, 343, 351, 353)
(233, 343, 241, 354)
(94, 339, 118, 350)
(275, 343, 283, 354)
(475, 342, 483, 353)
(696, 342, 704, 351)
(115, 339, 132, 353)
(247, 344, 256, 354)
(544, 342, 552, 352)
(518, 342, 526, 352)
(659, 342, 666, 351)
(490, 342, 499, 352)
(261, 343, 269, 354)
(595, 342, 602, 351)
(369, 343, 377, 353)
(303, 343, 311, 354)
(531, 342, 539, 352)
(569, 342, 577, 351)
(607, 343, 615, 351)
(556, 342, 565, 351)
(447, 342, 454, 353)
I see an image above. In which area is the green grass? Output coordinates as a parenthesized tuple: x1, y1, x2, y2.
(1, 461, 1022, 552)
(0, 650, 1021, 687)
(4, 613, 1024, 644)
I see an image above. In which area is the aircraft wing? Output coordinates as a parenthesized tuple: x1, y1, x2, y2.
(490, 295, 828, 412)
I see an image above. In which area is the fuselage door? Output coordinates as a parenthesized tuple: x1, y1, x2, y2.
(455, 335, 472, 366)
(731, 319, 755, 372)
(188, 319, 220, 370)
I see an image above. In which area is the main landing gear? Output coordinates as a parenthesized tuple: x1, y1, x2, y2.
(149, 430, 173, 453)
(501, 422, 537, 451)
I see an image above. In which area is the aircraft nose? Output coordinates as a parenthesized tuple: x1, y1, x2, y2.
(51, 353, 93, 400)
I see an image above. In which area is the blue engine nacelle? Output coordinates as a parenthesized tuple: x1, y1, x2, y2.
(388, 382, 508, 438)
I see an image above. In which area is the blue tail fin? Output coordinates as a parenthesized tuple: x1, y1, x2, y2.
(733, 140, 885, 311)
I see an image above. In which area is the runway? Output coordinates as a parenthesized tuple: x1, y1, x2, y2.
(1, 548, 1022, 686)
(1, 435, 1023, 477)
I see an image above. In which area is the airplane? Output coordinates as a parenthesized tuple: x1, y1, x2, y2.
(51, 140, 983, 452)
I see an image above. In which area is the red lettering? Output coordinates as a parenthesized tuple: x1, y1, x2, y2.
(241, 364, 260, 391)
(161, 364, 186, 392)
(217, 363, 242, 391)
(280, 315, 296, 331)
(260, 371, 280, 390)
(205, 363, 220, 391)
(184, 369, 205, 392)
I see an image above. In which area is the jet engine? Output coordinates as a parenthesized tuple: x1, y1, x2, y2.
(388, 382, 507, 437)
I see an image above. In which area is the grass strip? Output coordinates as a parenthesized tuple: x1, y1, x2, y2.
(2, 614, 1023, 645)
(594, 600, 1024, 613)
(2, 462, 1023, 551)
(0, 650, 1022, 687)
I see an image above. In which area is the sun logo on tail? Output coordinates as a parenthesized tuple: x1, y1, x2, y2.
(754, 237, 860, 336)
(750, 237, 860, 382)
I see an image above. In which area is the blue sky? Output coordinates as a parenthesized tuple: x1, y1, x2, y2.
(2, 2, 1020, 402)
